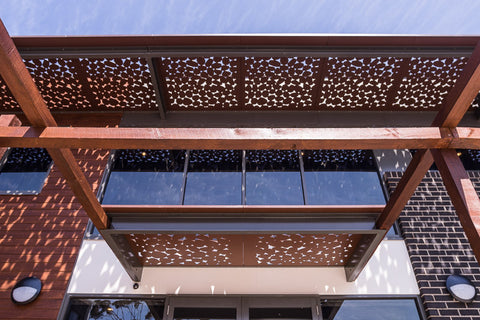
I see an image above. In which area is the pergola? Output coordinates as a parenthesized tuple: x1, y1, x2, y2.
(1, 18, 479, 282)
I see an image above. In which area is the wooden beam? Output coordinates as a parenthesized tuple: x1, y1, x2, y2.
(432, 41, 480, 127)
(376, 149, 434, 230)
(431, 149, 480, 260)
(452, 127, 480, 149)
(48, 149, 108, 229)
(0, 126, 453, 150)
(0, 19, 108, 230)
(0, 20, 56, 127)
(0, 114, 20, 161)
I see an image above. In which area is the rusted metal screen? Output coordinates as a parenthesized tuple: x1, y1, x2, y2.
(0, 55, 473, 112)
(0, 57, 157, 111)
(125, 233, 362, 267)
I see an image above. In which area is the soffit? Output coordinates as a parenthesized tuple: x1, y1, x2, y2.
(0, 35, 479, 113)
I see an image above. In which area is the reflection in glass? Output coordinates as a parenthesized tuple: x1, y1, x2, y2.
(184, 150, 242, 205)
(102, 150, 185, 205)
(250, 308, 312, 320)
(246, 150, 303, 205)
(321, 299, 420, 320)
(0, 148, 52, 195)
(66, 298, 164, 320)
(174, 307, 236, 320)
(304, 171, 385, 205)
(302, 150, 385, 205)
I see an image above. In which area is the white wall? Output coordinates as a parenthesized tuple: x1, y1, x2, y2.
(68, 240, 418, 296)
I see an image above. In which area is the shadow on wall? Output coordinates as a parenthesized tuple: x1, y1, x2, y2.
(0, 149, 109, 319)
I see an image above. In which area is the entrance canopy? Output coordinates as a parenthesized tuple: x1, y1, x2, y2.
(1, 18, 480, 282)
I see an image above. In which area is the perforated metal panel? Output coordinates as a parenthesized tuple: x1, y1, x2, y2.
(0, 55, 474, 112)
(393, 57, 468, 109)
(159, 56, 240, 110)
(126, 233, 362, 267)
(0, 57, 158, 111)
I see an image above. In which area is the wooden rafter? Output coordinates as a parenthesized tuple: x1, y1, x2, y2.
(431, 149, 480, 259)
(3, 17, 480, 283)
(0, 126, 453, 150)
(451, 127, 480, 148)
(0, 114, 20, 161)
(376, 41, 480, 233)
(376, 149, 434, 229)
(0, 19, 109, 230)
(432, 41, 480, 128)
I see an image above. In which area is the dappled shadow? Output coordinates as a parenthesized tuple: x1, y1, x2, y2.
(385, 171, 480, 317)
(0, 148, 109, 319)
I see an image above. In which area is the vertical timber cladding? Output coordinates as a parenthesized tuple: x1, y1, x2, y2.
(0, 114, 121, 320)
(385, 171, 480, 319)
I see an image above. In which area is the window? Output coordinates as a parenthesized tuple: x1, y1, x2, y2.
(249, 308, 312, 320)
(302, 150, 385, 205)
(64, 297, 424, 320)
(184, 150, 242, 205)
(0, 148, 52, 195)
(102, 150, 185, 205)
(174, 308, 237, 320)
(101, 149, 385, 206)
(246, 150, 304, 205)
(321, 299, 421, 320)
(65, 298, 165, 320)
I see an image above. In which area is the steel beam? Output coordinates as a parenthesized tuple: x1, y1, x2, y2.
(100, 230, 143, 282)
(344, 230, 387, 282)
(146, 58, 166, 119)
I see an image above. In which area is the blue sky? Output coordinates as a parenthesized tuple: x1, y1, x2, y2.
(1, 0, 480, 35)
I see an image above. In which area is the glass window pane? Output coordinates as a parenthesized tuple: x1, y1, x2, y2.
(103, 171, 184, 205)
(246, 150, 303, 205)
(303, 150, 385, 205)
(321, 299, 421, 320)
(304, 171, 385, 205)
(0, 148, 51, 195)
(184, 150, 242, 205)
(174, 307, 236, 320)
(250, 308, 312, 320)
(102, 150, 185, 205)
(66, 298, 164, 320)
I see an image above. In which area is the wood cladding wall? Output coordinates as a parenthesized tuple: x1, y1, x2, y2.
(0, 114, 121, 320)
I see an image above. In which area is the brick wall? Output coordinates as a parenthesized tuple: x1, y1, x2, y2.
(0, 112, 121, 320)
(0, 149, 110, 320)
(385, 171, 480, 320)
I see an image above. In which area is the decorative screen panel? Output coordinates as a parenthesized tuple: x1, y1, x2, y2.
(126, 233, 363, 267)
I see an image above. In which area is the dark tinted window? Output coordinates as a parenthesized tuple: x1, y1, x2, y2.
(0, 148, 51, 195)
(246, 150, 303, 205)
(250, 308, 312, 320)
(102, 149, 185, 205)
(184, 150, 242, 205)
(303, 150, 385, 205)
(174, 307, 236, 320)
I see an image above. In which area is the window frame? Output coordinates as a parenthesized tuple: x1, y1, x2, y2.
(99, 149, 387, 207)
(59, 294, 426, 320)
